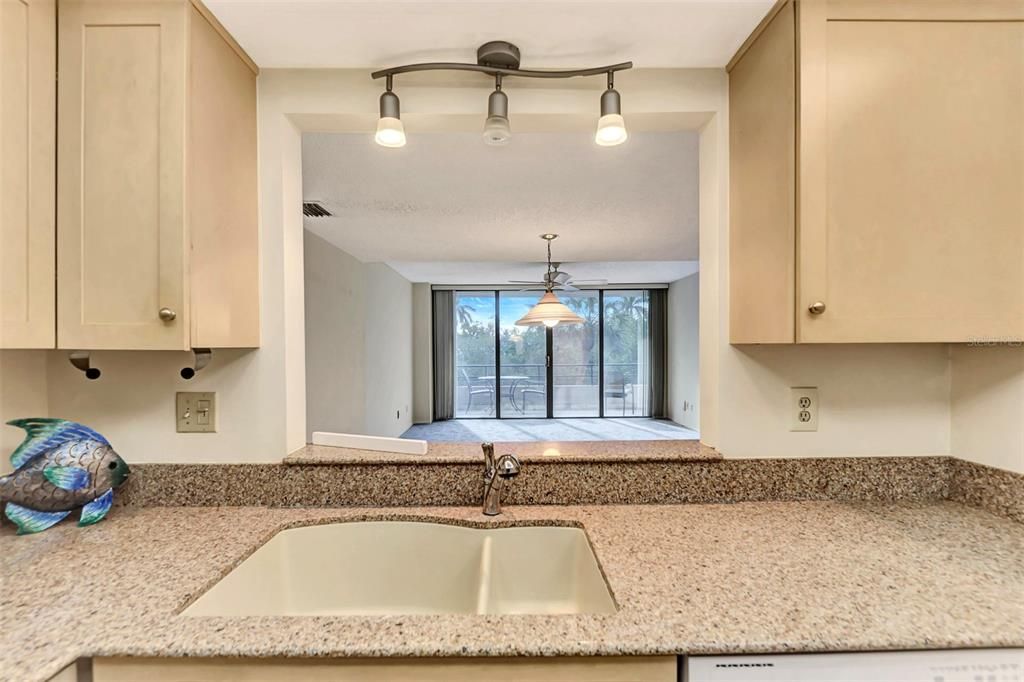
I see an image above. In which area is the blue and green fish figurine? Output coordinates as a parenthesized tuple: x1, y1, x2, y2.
(1, 418, 130, 535)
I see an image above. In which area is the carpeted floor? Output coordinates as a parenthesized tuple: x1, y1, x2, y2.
(400, 418, 699, 442)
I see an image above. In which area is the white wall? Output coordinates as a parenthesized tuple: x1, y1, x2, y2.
(411, 283, 433, 424)
(950, 345, 1024, 474)
(717, 344, 952, 458)
(667, 274, 700, 431)
(0, 351, 49, 474)
(362, 263, 414, 437)
(39, 348, 270, 463)
(304, 230, 367, 437)
(304, 231, 413, 440)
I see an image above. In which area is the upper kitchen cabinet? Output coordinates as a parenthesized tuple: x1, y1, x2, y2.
(57, 0, 260, 350)
(729, 0, 1024, 344)
(1, 0, 56, 349)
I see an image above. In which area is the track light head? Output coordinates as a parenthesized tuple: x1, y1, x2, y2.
(375, 80, 406, 148)
(596, 73, 627, 146)
(483, 78, 511, 146)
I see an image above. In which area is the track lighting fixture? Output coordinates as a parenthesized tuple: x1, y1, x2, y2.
(483, 75, 511, 145)
(375, 75, 406, 148)
(371, 41, 632, 148)
(595, 72, 628, 147)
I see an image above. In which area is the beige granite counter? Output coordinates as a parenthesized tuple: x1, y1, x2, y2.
(2, 500, 1022, 681)
(285, 439, 720, 465)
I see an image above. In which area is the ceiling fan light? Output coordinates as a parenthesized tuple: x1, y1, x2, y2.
(515, 291, 585, 327)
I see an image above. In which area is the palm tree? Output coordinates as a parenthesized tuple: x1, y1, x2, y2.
(456, 304, 474, 332)
(610, 295, 647, 322)
(565, 294, 599, 323)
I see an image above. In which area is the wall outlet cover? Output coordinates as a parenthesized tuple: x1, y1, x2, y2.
(790, 387, 819, 432)
(177, 392, 216, 433)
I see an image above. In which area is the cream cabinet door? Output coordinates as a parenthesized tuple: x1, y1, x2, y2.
(798, 4, 1024, 343)
(1, 0, 55, 348)
(57, 0, 189, 350)
(92, 656, 678, 682)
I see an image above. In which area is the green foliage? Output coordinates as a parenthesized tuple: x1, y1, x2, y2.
(455, 291, 649, 385)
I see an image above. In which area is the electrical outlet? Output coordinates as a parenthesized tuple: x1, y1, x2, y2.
(790, 387, 818, 431)
(177, 392, 216, 433)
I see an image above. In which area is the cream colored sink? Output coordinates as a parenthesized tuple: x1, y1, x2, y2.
(183, 521, 616, 616)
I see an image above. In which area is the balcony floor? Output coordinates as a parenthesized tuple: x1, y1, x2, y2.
(401, 418, 699, 443)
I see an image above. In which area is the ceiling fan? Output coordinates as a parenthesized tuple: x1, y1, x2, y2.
(509, 234, 609, 292)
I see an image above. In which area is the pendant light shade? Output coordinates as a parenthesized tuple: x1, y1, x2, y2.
(515, 291, 585, 327)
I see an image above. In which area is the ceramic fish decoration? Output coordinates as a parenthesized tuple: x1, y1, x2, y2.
(0, 419, 130, 535)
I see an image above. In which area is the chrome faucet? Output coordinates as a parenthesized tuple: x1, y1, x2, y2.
(481, 442, 521, 516)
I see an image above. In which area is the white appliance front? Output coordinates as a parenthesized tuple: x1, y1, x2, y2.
(687, 649, 1023, 682)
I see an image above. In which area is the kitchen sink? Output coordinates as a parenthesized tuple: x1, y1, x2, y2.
(182, 521, 616, 616)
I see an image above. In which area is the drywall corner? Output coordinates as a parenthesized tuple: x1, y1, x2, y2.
(950, 344, 1024, 474)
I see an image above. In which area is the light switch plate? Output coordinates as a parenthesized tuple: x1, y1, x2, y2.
(790, 387, 819, 432)
(177, 392, 216, 433)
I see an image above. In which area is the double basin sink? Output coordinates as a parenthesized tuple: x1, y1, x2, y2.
(183, 521, 616, 616)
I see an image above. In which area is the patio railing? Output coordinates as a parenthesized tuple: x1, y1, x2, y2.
(457, 362, 644, 386)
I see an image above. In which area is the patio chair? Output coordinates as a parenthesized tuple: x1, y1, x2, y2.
(604, 370, 634, 416)
(517, 380, 546, 415)
(459, 368, 494, 415)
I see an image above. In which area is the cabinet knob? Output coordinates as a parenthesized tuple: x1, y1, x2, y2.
(158, 307, 177, 322)
(808, 301, 827, 315)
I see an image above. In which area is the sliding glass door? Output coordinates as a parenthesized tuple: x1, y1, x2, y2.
(451, 289, 654, 419)
(499, 293, 546, 417)
(552, 291, 599, 417)
(454, 293, 496, 418)
(602, 290, 650, 417)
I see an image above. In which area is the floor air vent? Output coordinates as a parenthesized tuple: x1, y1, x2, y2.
(303, 201, 332, 217)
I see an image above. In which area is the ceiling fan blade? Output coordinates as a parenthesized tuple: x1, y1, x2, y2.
(552, 271, 572, 284)
(570, 279, 610, 285)
(560, 284, 579, 292)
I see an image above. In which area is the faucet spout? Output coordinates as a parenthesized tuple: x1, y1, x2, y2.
(481, 442, 520, 516)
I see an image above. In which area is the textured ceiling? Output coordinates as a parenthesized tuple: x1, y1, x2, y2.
(301, 131, 700, 278)
(205, 1, 774, 69)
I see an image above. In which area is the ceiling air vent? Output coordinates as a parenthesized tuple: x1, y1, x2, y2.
(302, 201, 332, 218)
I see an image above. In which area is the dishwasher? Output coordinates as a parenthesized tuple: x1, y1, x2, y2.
(687, 649, 1023, 682)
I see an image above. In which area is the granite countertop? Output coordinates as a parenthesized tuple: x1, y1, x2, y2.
(286, 439, 721, 465)
(2, 500, 1023, 681)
